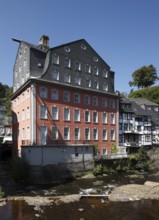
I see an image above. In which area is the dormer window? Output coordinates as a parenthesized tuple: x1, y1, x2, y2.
(85, 78, 91, 88)
(64, 57, 71, 68)
(52, 70, 59, 81)
(52, 54, 59, 65)
(64, 73, 71, 83)
(103, 69, 108, 78)
(103, 82, 108, 91)
(94, 66, 99, 75)
(85, 64, 91, 73)
(75, 61, 81, 71)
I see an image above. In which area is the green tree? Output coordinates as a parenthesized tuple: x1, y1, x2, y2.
(0, 83, 13, 116)
(128, 86, 159, 104)
(129, 65, 158, 89)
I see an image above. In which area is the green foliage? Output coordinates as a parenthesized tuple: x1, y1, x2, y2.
(94, 144, 99, 155)
(7, 158, 30, 182)
(111, 143, 118, 154)
(92, 164, 103, 176)
(129, 65, 158, 89)
(128, 86, 159, 104)
(0, 82, 13, 116)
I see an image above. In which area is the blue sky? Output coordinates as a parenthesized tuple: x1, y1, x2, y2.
(0, 0, 159, 93)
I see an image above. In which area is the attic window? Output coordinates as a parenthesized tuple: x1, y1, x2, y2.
(81, 44, 86, 50)
(64, 47, 70, 52)
(93, 57, 98, 62)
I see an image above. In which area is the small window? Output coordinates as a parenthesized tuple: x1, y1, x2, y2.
(52, 70, 59, 81)
(93, 66, 99, 75)
(85, 128, 90, 140)
(64, 73, 71, 83)
(93, 97, 98, 106)
(40, 105, 47, 119)
(102, 129, 107, 140)
(51, 126, 58, 140)
(51, 89, 59, 100)
(74, 128, 80, 140)
(74, 93, 80, 103)
(85, 78, 91, 87)
(64, 47, 70, 52)
(102, 148, 107, 155)
(102, 112, 107, 124)
(110, 113, 115, 124)
(75, 61, 81, 71)
(85, 64, 91, 73)
(81, 44, 86, 50)
(103, 69, 108, 78)
(74, 109, 80, 122)
(64, 108, 70, 121)
(40, 87, 48, 99)
(103, 82, 108, 91)
(93, 128, 98, 140)
(52, 106, 58, 120)
(64, 127, 70, 140)
(94, 80, 99, 89)
(63, 91, 70, 102)
(110, 129, 115, 141)
(93, 112, 98, 123)
(75, 75, 81, 85)
(85, 110, 90, 122)
(110, 99, 115, 109)
(102, 98, 107, 108)
(84, 95, 90, 105)
(64, 57, 71, 68)
(52, 54, 59, 65)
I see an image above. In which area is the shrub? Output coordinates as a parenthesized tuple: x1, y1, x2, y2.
(0, 185, 4, 198)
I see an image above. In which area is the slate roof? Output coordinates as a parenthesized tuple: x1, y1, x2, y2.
(130, 98, 159, 106)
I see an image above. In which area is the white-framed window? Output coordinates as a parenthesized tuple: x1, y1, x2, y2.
(85, 110, 90, 122)
(93, 66, 99, 75)
(52, 69, 59, 81)
(75, 61, 81, 71)
(64, 107, 70, 121)
(75, 75, 81, 85)
(85, 128, 90, 140)
(51, 126, 58, 140)
(52, 54, 59, 65)
(102, 112, 107, 124)
(26, 107, 30, 119)
(110, 129, 115, 141)
(27, 127, 30, 140)
(64, 57, 71, 68)
(40, 87, 48, 98)
(74, 93, 80, 103)
(110, 113, 115, 124)
(93, 128, 98, 140)
(103, 69, 108, 78)
(102, 98, 107, 108)
(93, 111, 98, 123)
(22, 109, 25, 121)
(40, 126, 47, 145)
(64, 73, 71, 83)
(93, 96, 98, 106)
(102, 148, 107, 155)
(64, 127, 70, 140)
(85, 78, 91, 87)
(94, 80, 99, 89)
(74, 109, 80, 122)
(22, 128, 25, 140)
(51, 89, 59, 100)
(85, 64, 91, 73)
(103, 82, 108, 91)
(84, 95, 90, 105)
(74, 128, 80, 140)
(102, 129, 107, 140)
(110, 99, 115, 109)
(40, 104, 47, 119)
(52, 106, 58, 120)
(63, 91, 70, 102)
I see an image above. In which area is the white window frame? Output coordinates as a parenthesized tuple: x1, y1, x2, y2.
(85, 128, 90, 140)
(64, 107, 70, 121)
(85, 110, 90, 122)
(102, 129, 107, 140)
(93, 111, 98, 123)
(64, 127, 70, 140)
(110, 129, 115, 141)
(52, 54, 59, 65)
(110, 113, 115, 124)
(40, 104, 47, 119)
(74, 127, 80, 140)
(52, 106, 59, 120)
(102, 112, 107, 124)
(93, 128, 98, 140)
(74, 109, 80, 122)
(51, 126, 58, 140)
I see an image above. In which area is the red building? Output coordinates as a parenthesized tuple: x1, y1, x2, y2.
(12, 36, 118, 165)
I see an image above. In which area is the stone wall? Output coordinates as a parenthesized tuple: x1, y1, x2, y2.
(30, 160, 94, 184)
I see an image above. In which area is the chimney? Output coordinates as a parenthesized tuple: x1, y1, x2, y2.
(39, 35, 49, 48)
